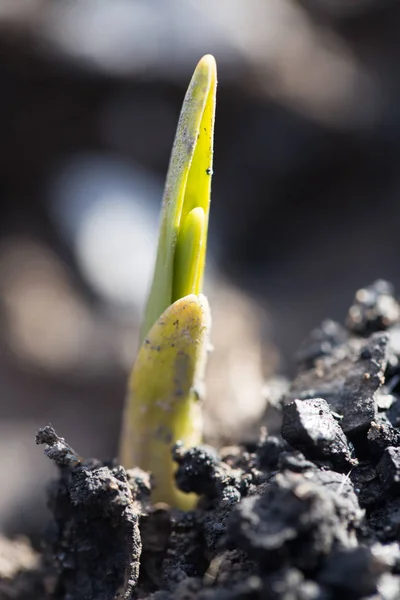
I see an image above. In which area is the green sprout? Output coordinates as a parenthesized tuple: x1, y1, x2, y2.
(119, 55, 217, 508)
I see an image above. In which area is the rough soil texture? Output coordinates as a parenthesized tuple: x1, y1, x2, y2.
(7, 279, 400, 599)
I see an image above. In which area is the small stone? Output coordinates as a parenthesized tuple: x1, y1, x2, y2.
(282, 398, 356, 471)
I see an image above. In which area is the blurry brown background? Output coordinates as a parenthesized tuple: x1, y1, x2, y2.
(1, 0, 400, 541)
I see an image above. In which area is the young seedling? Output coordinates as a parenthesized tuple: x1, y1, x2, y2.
(119, 55, 217, 508)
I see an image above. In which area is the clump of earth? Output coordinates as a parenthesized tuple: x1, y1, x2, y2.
(4, 279, 400, 600)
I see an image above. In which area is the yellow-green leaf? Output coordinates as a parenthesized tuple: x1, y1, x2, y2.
(140, 55, 217, 342)
(172, 206, 205, 302)
(120, 294, 211, 508)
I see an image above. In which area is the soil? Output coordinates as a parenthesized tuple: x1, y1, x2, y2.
(5, 280, 400, 599)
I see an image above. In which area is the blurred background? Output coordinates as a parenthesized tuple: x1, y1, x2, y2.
(1, 0, 400, 541)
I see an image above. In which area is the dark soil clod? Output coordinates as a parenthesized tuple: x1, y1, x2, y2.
(173, 443, 254, 499)
(286, 331, 389, 435)
(227, 469, 362, 572)
(281, 398, 356, 470)
(36, 426, 142, 600)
